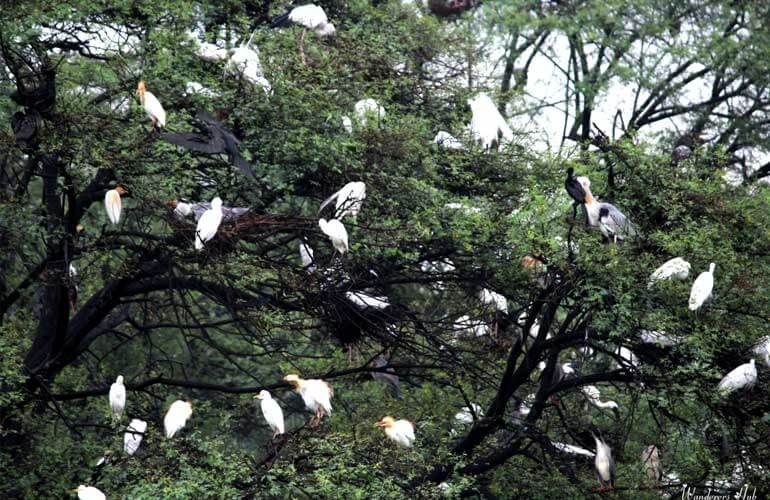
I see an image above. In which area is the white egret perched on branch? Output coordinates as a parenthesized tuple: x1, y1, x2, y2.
(375, 416, 416, 448)
(226, 45, 271, 94)
(194, 197, 223, 251)
(354, 98, 386, 127)
(648, 257, 691, 287)
(284, 374, 333, 427)
(271, 4, 337, 37)
(478, 288, 508, 314)
(716, 359, 757, 394)
(319, 181, 366, 220)
(104, 186, 126, 225)
(467, 93, 513, 150)
(108, 375, 126, 420)
(164, 400, 193, 438)
(123, 418, 147, 456)
(193, 40, 229, 63)
(255, 390, 285, 438)
(752, 336, 770, 367)
(592, 431, 616, 492)
(135, 80, 166, 129)
(318, 218, 348, 254)
(299, 239, 316, 272)
(454, 403, 483, 425)
(582, 385, 619, 411)
(345, 291, 390, 310)
(72, 485, 105, 500)
(689, 263, 715, 311)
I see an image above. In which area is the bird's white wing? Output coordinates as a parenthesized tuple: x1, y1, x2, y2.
(104, 190, 121, 224)
(261, 398, 285, 433)
(195, 209, 222, 248)
(689, 272, 714, 309)
(109, 383, 126, 414)
(289, 4, 328, 29)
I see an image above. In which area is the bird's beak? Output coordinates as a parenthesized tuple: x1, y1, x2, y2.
(253, 394, 261, 399)
(374, 421, 384, 428)
(70, 488, 79, 493)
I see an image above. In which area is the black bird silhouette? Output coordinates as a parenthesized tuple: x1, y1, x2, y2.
(161, 110, 255, 179)
(565, 167, 589, 224)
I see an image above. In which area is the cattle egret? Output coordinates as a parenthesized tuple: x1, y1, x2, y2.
(255, 390, 285, 438)
(370, 355, 401, 398)
(299, 239, 316, 271)
(194, 197, 224, 251)
(577, 177, 633, 236)
(123, 418, 147, 456)
(433, 131, 465, 150)
(345, 291, 390, 309)
(73, 485, 105, 500)
(271, 4, 336, 37)
(164, 400, 193, 438)
(104, 186, 126, 225)
(226, 46, 271, 93)
(648, 257, 691, 287)
(688, 263, 715, 311)
(284, 374, 333, 427)
(318, 218, 348, 254)
(582, 385, 619, 411)
(109, 375, 126, 420)
(319, 182, 366, 220)
(552, 442, 595, 457)
(467, 93, 513, 150)
(354, 99, 385, 127)
(136, 80, 166, 128)
(162, 111, 255, 178)
(716, 359, 757, 394)
(752, 336, 770, 367)
(375, 416, 415, 448)
(454, 403, 483, 424)
(641, 445, 662, 484)
(478, 288, 508, 314)
(598, 206, 634, 243)
(593, 433, 616, 491)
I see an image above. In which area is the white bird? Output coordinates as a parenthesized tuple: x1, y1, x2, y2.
(453, 315, 490, 337)
(454, 403, 483, 424)
(69, 263, 78, 277)
(226, 46, 271, 93)
(582, 385, 619, 410)
(164, 400, 193, 438)
(354, 98, 385, 127)
(345, 291, 390, 310)
(299, 239, 316, 271)
(194, 40, 229, 62)
(194, 197, 224, 251)
(123, 418, 147, 456)
(689, 263, 715, 311)
(341, 115, 353, 133)
(752, 336, 770, 367)
(640, 329, 679, 346)
(73, 485, 106, 500)
(552, 441, 595, 457)
(104, 186, 126, 225)
(109, 375, 126, 419)
(716, 359, 757, 394)
(318, 218, 348, 254)
(255, 390, 285, 438)
(593, 433, 616, 491)
(375, 416, 416, 448)
(648, 257, 691, 287)
(284, 374, 333, 427)
(185, 81, 219, 98)
(174, 201, 193, 218)
(479, 288, 508, 314)
(136, 80, 166, 128)
(271, 4, 336, 37)
(319, 181, 366, 220)
(433, 131, 465, 150)
(467, 93, 513, 150)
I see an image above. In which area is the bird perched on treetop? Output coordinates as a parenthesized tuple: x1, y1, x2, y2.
(688, 263, 715, 311)
(284, 374, 333, 427)
(255, 390, 285, 438)
(108, 375, 126, 420)
(271, 4, 337, 37)
(164, 400, 193, 438)
(375, 416, 416, 448)
(135, 80, 166, 128)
